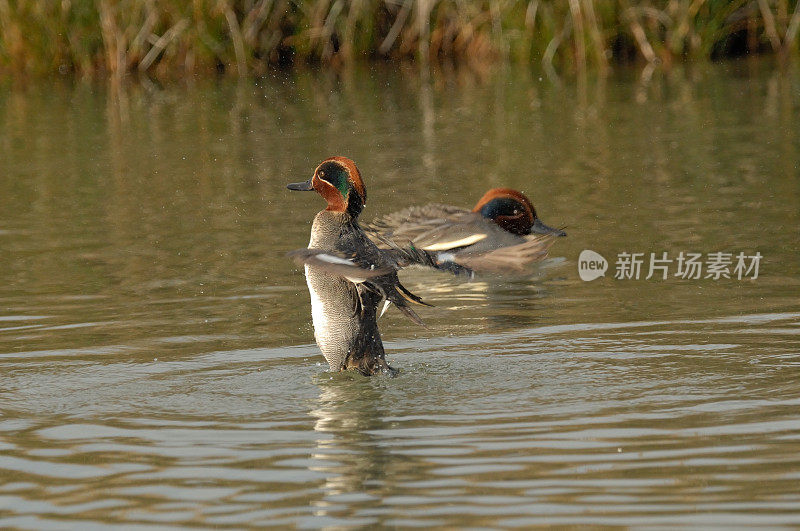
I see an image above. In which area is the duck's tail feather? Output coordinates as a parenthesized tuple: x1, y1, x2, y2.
(396, 303, 427, 328)
(396, 282, 433, 307)
(382, 282, 429, 328)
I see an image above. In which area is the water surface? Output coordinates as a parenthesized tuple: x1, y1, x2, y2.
(1, 62, 799, 527)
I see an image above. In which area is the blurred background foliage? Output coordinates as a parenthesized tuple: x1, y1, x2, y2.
(1, 0, 799, 79)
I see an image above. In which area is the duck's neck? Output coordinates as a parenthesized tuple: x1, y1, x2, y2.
(309, 210, 354, 249)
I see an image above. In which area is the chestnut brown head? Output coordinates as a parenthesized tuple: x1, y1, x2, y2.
(473, 188, 565, 237)
(287, 156, 367, 218)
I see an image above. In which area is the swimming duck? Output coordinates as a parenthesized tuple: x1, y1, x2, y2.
(366, 188, 566, 272)
(287, 156, 448, 376)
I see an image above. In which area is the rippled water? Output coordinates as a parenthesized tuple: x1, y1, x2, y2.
(1, 62, 799, 527)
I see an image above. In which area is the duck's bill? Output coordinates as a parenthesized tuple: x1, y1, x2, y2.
(531, 218, 567, 237)
(287, 179, 314, 191)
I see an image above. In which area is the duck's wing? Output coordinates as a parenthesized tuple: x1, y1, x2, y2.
(366, 203, 474, 245)
(440, 234, 558, 273)
(368, 230, 474, 279)
(288, 245, 428, 327)
(408, 219, 501, 252)
(339, 227, 436, 326)
(286, 249, 391, 282)
(294, 226, 436, 327)
(370, 207, 523, 255)
(394, 215, 553, 272)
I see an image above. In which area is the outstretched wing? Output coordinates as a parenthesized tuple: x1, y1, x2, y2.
(287, 226, 433, 327)
(368, 230, 475, 279)
(441, 234, 557, 273)
(335, 223, 432, 327)
(366, 203, 474, 246)
(404, 222, 492, 252)
(286, 249, 390, 282)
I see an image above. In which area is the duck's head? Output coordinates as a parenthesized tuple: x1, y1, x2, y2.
(287, 157, 367, 217)
(473, 188, 566, 237)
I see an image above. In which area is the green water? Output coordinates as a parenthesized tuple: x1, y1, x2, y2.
(1, 62, 799, 527)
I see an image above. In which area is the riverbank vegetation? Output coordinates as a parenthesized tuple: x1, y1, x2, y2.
(2, 1, 799, 79)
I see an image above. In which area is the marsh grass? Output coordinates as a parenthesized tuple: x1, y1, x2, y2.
(1, 0, 799, 79)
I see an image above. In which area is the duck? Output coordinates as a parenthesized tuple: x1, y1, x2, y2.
(287, 156, 465, 376)
(366, 188, 566, 272)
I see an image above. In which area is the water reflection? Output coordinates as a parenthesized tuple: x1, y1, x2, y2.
(1, 62, 800, 527)
(310, 378, 388, 500)
(307, 375, 415, 527)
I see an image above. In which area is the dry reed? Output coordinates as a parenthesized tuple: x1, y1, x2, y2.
(1, 0, 798, 79)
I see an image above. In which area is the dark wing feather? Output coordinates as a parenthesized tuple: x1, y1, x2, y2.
(366, 203, 474, 246)
(335, 221, 431, 327)
(347, 285, 395, 375)
(368, 231, 474, 279)
(286, 248, 391, 279)
(444, 234, 557, 272)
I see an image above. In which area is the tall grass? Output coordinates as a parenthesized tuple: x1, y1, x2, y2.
(1, 0, 799, 78)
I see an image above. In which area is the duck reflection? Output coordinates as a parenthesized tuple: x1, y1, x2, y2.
(307, 376, 395, 512)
